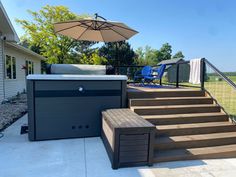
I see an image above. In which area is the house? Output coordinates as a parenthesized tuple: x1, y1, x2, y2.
(0, 1, 45, 102)
(158, 58, 190, 83)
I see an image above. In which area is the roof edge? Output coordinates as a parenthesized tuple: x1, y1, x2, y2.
(0, 1, 20, 42)
(6, 42, 46, 61)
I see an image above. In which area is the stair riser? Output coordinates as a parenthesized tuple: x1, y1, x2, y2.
(128, 91, 205, 99)
(134, 107, 221, 115)
(146, 115, 228, 125)
(155, 137, 236, 150)
(130, 99, 213, 107)
(156, 125, 236, 136)
(153, 152, 236, 163)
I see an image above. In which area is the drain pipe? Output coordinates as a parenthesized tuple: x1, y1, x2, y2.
(1, 36, 6, 100)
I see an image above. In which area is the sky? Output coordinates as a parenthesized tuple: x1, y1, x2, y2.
(1, 0, 236, 71)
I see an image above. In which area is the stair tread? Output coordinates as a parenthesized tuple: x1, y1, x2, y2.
(128, 89, 205, 99)
(154, 144, 236, 159)
(142, 112, 226, 119)
(156, 131, 236, 143)
(131, 104, 219, 109)
(128, 88, 202, 93)
(130, 96, 211, 101)
(156, 121, 233, 130)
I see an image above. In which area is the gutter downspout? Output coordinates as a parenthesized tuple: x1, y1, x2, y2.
(1, 38, 6, 100)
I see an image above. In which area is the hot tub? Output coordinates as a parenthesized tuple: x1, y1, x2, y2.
(27, 74, 127, 141)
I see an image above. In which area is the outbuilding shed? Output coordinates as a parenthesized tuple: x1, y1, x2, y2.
(158, 58, 190, 83)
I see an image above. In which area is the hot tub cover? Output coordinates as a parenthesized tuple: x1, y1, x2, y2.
(26, 74, 128, 81)
(49, 64, 106, 75)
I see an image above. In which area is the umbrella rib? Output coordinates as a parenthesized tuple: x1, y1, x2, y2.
(76, 22, 94, 40)
(55, 21, 92, 33)
(100, 31, 106, 42)
(97, 21, 108, 29)
(107, 26, 129, 40)
(76, 27, 89, 40)
(78, 21, 93, 28)
(55, 24, 81, 33)
(54, 19, 93, 25)
(54, 20, 79, 24)
(110, 23, 138, 33)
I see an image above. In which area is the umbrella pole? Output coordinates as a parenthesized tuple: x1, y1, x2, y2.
(115, 42, 120, 75)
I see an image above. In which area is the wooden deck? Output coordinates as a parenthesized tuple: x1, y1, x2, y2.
(127, 84, 198, 92)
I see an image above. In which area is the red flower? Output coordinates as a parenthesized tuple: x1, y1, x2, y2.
(21, 65, 27, 70)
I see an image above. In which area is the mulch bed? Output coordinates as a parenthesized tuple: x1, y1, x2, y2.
(0, 94, 27, 132)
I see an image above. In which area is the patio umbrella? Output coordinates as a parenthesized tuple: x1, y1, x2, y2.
(54, 14, 138, 72)
(54, 13, 138, 42)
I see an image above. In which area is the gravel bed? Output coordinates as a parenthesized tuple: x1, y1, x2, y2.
(0, 94, 27, 131)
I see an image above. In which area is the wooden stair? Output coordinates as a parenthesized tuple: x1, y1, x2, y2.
(154, 144, 236, 163)
(131, 104, 221, 115)
(155, 132, 236, 150)
(156, 121, 236, 136)
(130, 97, 213, 106)
(142, 113, 228, 125)
(128, 89, 236, 163)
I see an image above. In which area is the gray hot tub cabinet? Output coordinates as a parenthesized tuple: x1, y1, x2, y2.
(27, 75, 127, 141)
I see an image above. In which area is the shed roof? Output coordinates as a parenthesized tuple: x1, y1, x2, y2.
(158, 58, 184, 65)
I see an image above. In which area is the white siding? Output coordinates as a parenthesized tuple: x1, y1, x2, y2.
(4, 45, 41, 99)
(0, 40, 3, 101)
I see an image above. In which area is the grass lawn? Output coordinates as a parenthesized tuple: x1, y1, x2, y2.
(129, 73, 236, 119)
(162, 75, 236, 119)
(186, 74, 236, 119)
(208, 75, 236, 83)
(204, 78, 236, 119)
(228, 76, 236, 83)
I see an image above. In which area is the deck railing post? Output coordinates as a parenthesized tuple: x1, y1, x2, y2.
(176, 63, 180, 88)
(200, 58, 206, 90)
(127, 67, 131, 80)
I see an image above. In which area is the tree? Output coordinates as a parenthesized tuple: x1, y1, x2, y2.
(16, 5, 95, 64)
(91, 50, 108, 65)
(135, 44, 172, 65)
(158, 43, 172, 62)
(172, 51, 185, 59)
(79, 49, 107, 65)
(99, 41, 135, 66)
(135, 43, 185, 65)
(144, 46, 159, 65)
(135, 46, 159, 66)
(134, 47, 145, 65)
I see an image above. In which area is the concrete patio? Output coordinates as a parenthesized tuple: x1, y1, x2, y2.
(1, 115, 236, 177)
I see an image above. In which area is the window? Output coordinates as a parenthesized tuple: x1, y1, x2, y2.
(26, 60, 34, 75)
(5, 55, 16, 79)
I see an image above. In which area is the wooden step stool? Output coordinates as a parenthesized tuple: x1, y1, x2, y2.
(101, 109, 155, 169)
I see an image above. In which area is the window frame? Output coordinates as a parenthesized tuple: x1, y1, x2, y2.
(5, 55, 16, 80)
(25, 60, 34, 75)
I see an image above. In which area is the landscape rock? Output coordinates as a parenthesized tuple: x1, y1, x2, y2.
(0, 94, 27, 131)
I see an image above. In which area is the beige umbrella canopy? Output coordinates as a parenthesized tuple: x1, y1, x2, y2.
(54, 13, 138, 42)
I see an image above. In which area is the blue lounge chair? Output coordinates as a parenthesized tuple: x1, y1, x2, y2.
(134, 66, 152, 83)
(152, 64, 166, 81)
(134, 64, 166, 85)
